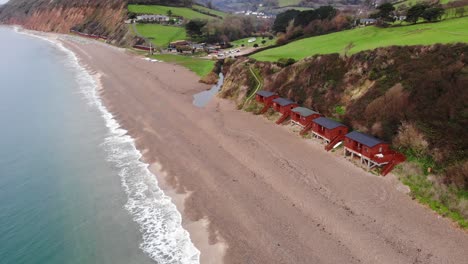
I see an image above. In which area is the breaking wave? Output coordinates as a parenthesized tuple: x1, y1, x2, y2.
(17, 28, 201, 264)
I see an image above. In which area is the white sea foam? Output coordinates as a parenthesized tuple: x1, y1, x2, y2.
(15, 28, 200, 264)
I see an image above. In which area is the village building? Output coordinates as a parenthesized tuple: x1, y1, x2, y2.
(344, 131, 405, 175)
(136, 15, 170, 23)
(290, 107, 321, 127)
(359, 18, 377, 25)
(308, 117, 348, 151)
(272, 98, 299, 124)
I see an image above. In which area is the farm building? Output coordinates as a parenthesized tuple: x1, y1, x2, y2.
(272, 98, 299, 124)
(255, 90, 279, 114)
(290, 107, 321, 127)
(308, 117, 348, 151)
(344, 131, 405, 175)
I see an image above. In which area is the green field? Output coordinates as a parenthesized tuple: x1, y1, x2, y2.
(252, 16, 468, 61)
(192, 4, 227, 18)
(395, 0, 457, 6)
(278, 0, 302, 7)
(135, 24, 187, 47)
(128, 4, 215, 20)
(231, 36, 277, 48)
(150, 54, 215, 76)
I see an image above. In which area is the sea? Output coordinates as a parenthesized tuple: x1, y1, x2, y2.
(0, 27, 199, 264)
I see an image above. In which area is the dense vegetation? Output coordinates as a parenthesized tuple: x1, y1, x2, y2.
(271, 6, 351, 43)
(252, 16, 468, 61)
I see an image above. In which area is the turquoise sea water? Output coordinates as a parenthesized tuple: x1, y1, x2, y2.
(0, 27, 199, 264)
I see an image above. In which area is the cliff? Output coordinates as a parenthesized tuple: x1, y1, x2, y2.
(221, 44, 468, 190)
(0, 0, 193, 44)
(0, 0, 131, 44)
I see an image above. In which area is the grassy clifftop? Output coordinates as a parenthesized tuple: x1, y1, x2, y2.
(252, 16, 468, 61)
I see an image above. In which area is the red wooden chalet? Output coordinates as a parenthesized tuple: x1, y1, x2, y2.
(344, 131, 405, 175)
(290, 107, 321, 127)
(308, 117, 348, 151)
(255, 90, 279, 114)
(272, 98, 299, 124)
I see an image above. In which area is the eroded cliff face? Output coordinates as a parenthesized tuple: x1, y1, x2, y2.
(0, 0, 131, 45)
(221, 44, 468, 183)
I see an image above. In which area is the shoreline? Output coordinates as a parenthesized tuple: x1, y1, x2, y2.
(29, 30, 468, 264)
(14, 28, 211, 263)
(55, 34, 227, 263)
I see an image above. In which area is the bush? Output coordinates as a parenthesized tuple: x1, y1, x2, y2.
(276, 58, 296, 67)
(253, 43, 259, 48)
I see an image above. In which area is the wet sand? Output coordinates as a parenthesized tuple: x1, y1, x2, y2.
(62, 37, 468, 264)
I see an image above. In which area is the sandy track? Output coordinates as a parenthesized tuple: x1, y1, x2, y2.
(63, 38, 468, 264)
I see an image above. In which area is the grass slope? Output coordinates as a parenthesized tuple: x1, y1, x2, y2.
(252, 17, 468, 61)
(278, 0, 302, 7)
(192, 4, 227, 18)
(151, 54, 215, 76)
(128, 4, 214, 20)
(135, 24, 187, 47)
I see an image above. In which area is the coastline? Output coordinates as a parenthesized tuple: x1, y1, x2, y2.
(26, 30, 468, 264)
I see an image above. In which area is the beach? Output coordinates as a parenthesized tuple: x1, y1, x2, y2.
(61, 36, 468, 264)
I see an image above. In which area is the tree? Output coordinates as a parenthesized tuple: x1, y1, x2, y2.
(272, 9, 301, 32)
(207, 1, 213, 9)
(455, 7, 465, 17)
(406, 3, 429, 23)
(167, 10, 173, 17)
(127, 12, 137, 19)
(185, 19, 207, 37)
(421, 7, 445, 22)
(375, 3, 395, 22)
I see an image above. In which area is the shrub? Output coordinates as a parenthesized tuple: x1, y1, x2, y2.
(253, 43, 259, 48)
(393, 122, 429, 158)
(276, 58, 296, 67)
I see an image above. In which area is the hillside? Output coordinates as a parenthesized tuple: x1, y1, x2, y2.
(221, 43, 468, 226)
(0, 0, 192, 44)
(128, 4, 220, 19)
(252, 16, 468, 61)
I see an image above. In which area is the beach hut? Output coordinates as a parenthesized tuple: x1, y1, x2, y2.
(272, 98, 299, 124)
(255, 90, 279, 114)
(344, 131, 405, 175)
(290, 107, 321, 127)
(309, 117, 348, 151)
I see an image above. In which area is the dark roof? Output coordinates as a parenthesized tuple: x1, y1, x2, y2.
(256, 90, 276, 98)
(313, 117, 346, 130)
(345, 131, 385, 148)
(273, 97, 296, 106)
(291, 107, 319, 117)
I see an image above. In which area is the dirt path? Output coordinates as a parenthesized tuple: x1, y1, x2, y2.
(64, 38, 468, 264)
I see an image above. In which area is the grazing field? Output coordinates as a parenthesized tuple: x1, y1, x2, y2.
(151, 54, 215, 76)
(128, 4, 215, 20)
(395, 0, 457, 6)
(252, 16, 468, 61)
(278, 0, 302, 7)
(231, 36, 277, 48)
(135, 24, 187, 47)
(192, 4, 227, 18)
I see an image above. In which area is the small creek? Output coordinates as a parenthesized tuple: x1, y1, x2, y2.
(193, 72, 224, 107)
